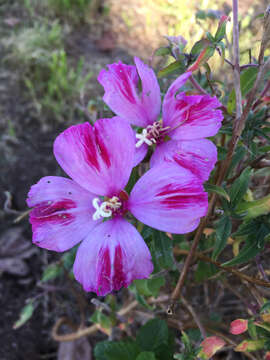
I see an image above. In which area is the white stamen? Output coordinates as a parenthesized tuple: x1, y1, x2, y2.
(92, 197, 121, 220)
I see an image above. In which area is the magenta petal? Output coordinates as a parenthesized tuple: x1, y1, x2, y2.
(150, 139, 217, 181)
(98, 58, 161, 127)
(164, 90, 223, 140)
(54, 118, 135, 196)
(73, 217, 153, 296)
(27, 176, 99, 252)
(128, 165, 208, 234)
(162, 71, 192, 129)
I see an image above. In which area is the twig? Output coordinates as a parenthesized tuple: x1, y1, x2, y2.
(181, 296, 207, 338)
(173, 248, 270, 289)
(52, 300, 138, 342)
(232, 0, 242, 119)
(189, 75, 208, 95)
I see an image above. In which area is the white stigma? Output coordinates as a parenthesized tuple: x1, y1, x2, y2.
(92, 196, 121, 220)
(135, 128, 156, 148)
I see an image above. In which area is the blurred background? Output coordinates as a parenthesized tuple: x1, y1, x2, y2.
(0, 0, 268, 359)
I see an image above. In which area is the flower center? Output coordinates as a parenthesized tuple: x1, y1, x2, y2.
(135, 120, 169, 148)
(92, 196, 122, 220)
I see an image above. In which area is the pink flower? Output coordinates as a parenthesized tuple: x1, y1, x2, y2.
(98, 57, 223, 181)
(27, 117, 208, 296)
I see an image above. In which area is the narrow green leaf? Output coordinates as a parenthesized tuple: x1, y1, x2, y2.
(151, 231, 175, 271)
(94, 341, 140, 360)
(133, 277, 165, 298)
(155, 47, 170, 57)
(136, 352, 156, 360)
(260, 301, 270, 313)
(212, 216, 232, 260)
(227, 67, 258, 114)
(229, 168, 252, 208)
(223, 224, 267, 266)
(204, 183, 230, 202)
(136, 319, 168, 351)
(158, 60, 185, 78)
(41, 263, 63, 282)
(194, 261, 218, 282)
(13, 301, 35, 329)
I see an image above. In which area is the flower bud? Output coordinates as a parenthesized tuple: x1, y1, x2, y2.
(197, 336, 225, 359)
(230, 319, 248, 335)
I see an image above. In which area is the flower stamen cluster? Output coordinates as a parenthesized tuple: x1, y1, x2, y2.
(92, 196, 122, 220)
(135, 120, 169, 148)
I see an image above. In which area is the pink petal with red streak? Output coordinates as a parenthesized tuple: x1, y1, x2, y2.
(150, 139, 217, 181)
(27, 176, 99, 252)
(53, 118, 135, 196)
(98, 58, 161, 127)
(73, 217, 153, 296)
(163, 91, 223, 140)
(128, 164, 208, 234)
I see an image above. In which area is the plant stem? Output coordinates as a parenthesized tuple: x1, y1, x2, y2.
(232, 0, 242, 119)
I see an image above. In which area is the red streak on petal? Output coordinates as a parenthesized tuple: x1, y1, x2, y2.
(113, 245, 127, 290)
(160, 194, 207, 209)
(117, 64, 137, 104)
(97, 247, 111, 296)
(94, 127, 111, 168)
(30, 199, 76, 227)
(156, 183, 202, 197)
(81, 127, 100, 171)
(173, 152, 205, 178)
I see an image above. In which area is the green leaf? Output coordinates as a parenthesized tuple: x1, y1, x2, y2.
(229, 167, 252, 208)
(227, 145, 246, 176)
(236, 194, 270, 219)
(158, 60, 185, 78)
(155, 47, 171, 57)
(223, 224, 267, 266)
(133, 277, 165, 298)
(190, 39, 211, 56)
(150, 231, 175, 271)
(136, 352, 156, 360)
(194, 261, 218, 282)
(94, 341, 140, 360)
(212, 216, 232, 260)
(13, 301, 35, 329)
(41, 263, 63, 282)
(227, 67, 258, 114)
(204, 183, 230, 202)
(136, 319, 168, 352)
(260, 301, 270, 313)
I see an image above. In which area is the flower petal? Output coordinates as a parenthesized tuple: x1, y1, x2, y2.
(150, 139, 217, 181)
(98, 58, 161, 127)
(164, 89, 223, 140)
(54, 118, 135, 196)
(162, 71, 191, 129)
(73, 217, 153, 296)
(128, 164, 208, 234)
(27, 176, 99, 252)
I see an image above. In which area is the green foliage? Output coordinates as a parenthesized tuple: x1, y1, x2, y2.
(47, 0, 92, 23)
(148, 230, 175, 272)
(212, 215, 232, 260)
(13, 300, 35, 329)
(94, 319, 174, 360)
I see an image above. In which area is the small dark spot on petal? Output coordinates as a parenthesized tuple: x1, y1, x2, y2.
(108, 234, 111, 238)
(68, 192, 72, 195)
(47, 181, 51, 183)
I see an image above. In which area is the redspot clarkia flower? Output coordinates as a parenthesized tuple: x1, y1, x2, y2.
(98, 57, 223, 181)
(27, 117, 208, 296)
